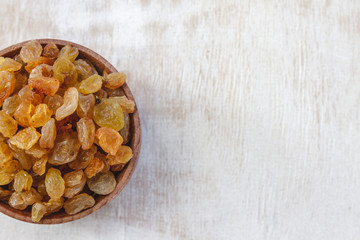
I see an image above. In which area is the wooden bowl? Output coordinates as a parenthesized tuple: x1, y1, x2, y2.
(0, 39, 141, 224)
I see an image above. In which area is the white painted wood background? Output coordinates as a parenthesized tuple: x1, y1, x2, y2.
(0, 0, 359, 239)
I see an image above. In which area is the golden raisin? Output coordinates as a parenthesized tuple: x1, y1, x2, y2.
(43, 43, 59, 59)
(45, 168, 65, 199)
(104, 72, 126, 89)
(58, 45, 79, 62)
(84, 157, 104, 178)
(78, 74, 102, 94)
(28, 77, 60, 96)
(63, 170, 86, 198)
(0, 71, 16, 105)
(95, 127, 123, 155)
(0, 58, 22, 72)
(106, 146, 133, 165)
(32, 155, 48, 176)
(8, 127, 41, 150)
(93, 98, 124, 131)
(55, 87, 78, 121)
(68, 145, 97, 170)
(63, 193, 95, 215)
(13, 102, 35, 127)
(0, 111, 18, 138)
(2, 94, 21, 116)
(53, 57, 78, 86)
(31, 202, 47, 222)
(87, 171, 116, 195)
(76, 118, 95, 150)
(39, 118, 57, 149)
(19, 40, 43, 63)
(13, 170, 33, 192)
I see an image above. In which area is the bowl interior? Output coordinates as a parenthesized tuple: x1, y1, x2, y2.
(0, 39, 141, 224)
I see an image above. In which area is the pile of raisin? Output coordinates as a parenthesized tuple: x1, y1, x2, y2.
(0, 40, 134, 222)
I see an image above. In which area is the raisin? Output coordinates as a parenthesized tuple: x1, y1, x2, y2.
(87, 171, 116, 195)
(78, 74, 102, 94)
(58, 45, 79, 62)
(28, 77, 60, 96)
(74, 59, 97, 80)
(39, 118, 57, 149)
(19, 40, 43, 63)
(29, 104, 53, 128)
(0, 71, 16, 105)
(104, 72, 126, 89)
(95, 127, 123, 155)
(84, 157, 104, 178)
(2, 94, 21, 116)
(44, 94, 63, 112)
(93, 98, 124, 131)
(31, 202, 47, 222)
(8, 127, 41, 150)
(48, 131, 81, 165)
(77, 93, 95, 118)
(9, 188, 42, 210)
(37, 180, 47, 196)
(25, 57, 54, 73)
(106, 146, 133, 165)
(45, 168, 65, 199)
(55, 87, 78, 121)
(109, 96, 135, 113)
(53, 57, 78, 86)
(43, 43, 59, 59)
(0, 111, 18, 138)
(14, 73, 28, 94)
(0, 58, 22, 72)
(63, 170, 86, 198)
(0, 142, 13, 164)
(76, 118, 95, 150)
(32, 155, 48, 176)
(7, 143, 33, 170)
(68, 145, 96, 170)
(18, 85, 43, 106)
(120, 112, 130, 144)
(63, 193, 95, 215)
(13, 170, 33, 192)
(44, 197, 64, 215)
(13, 102, 35, 127)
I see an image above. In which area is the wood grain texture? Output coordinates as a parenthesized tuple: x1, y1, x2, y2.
(0, 0, 359, 239)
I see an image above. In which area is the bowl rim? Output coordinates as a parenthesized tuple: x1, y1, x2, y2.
(0, 39, 141, 224)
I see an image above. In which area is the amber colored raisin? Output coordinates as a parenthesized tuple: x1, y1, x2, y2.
(44, 94, 63, 113)
(45, 168, 65, 199)
(53, 57, 78, 86)
(104, 87, 125, 97)
(0, 58, 22, 72)
(14, 170, 33, 192)
(63, 193, 95, 215)
(74, 59, 97, 80)
(13, 102, 35, 127)
(29, 64, 53, 79)
(58, 45, 79, 62)
(95, 127, 123, 155)
(77, 93, 95, 118)
(55, 87, 78, 121)
(39, 118, 57, 149)
(0, 142, 13, 164)
(63, 170, 86, 198)
(31, 202, 47, 222)
(26, 143, 48, 159)
(44, 197, 64, 215)
(8, 127, 41, 150)
(2, 94, 21, 116)
(32, 155, 48, 176)
(43, 43, 59, 59)
(29, 104, 53, 128)
(104, 72, 126, 89)
(84, 157, 104, 178)
(28, 77, 60, 96)
(19, 40, 43, 63)
(93, 98, 124, 131)
(106, 146, 133, 165)
(37, 180, 47, 196)
(18, 85, 43, 106)
(9, 188, 42, 210)
(13, 73, 28, 94)
(0, 111, 18, 138)
(7, 143, 33, 170)
(0, 71, 16, 105)
(68, 145, 97, 170)
(25, 57, 54, 73)
(77, 118, 95, 150)
(87, 171, 116, 195)
(48, 131, 81, 165)
(109, 96, 135, 113)
(78, 74, 102, 94)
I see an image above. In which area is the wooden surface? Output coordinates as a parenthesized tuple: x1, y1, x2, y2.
(0, 0, 359, 239)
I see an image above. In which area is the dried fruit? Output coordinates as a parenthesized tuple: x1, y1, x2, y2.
(25, 57, 54, 73)
(2, 94, 21, 116)
(44, 197, 64, 215)
(0, 58, 22, 72)
(84, 157, 104, 178)
(55, 87, 78, 121)
(120, 112, 130, 144)
(63, 193, 95, 215)
(53, 56, 78, 86)
(9, 188, 42, 210)
(8, 143, 32, 170)
(45, 168, 65, 199)
(0, 142, 13, 164)
(0, 111, 18, 138)
(74, 59, 97, 80)
(19, 40, 42, 63)
(0, 71, 16, 105)
(48, 131, 80, 165)
(106, 146, 133, 165)
(32, 155, 48, 176)
(37, 180, 47, 196)
(68, 145, 96, 170)
(109, 96, 135, 113)
(63, 170, 86, 198)
(18, 85, 43, 106)
(29, 104, 53, 128)
(13, 102, 35, 127)
(8, 127, 41, 150)
(104, 72, 126, 89)
(96, 127, 123, 155)
(76, 118, 95, 150)
(39, 118, 56, 149)
(58, 45, 78, 62)
(44, 94, 63, 112)
(93, 98, 124, 131)
(0, 187, 12, 202)
(28, 77, 60, 96)
(13, 170, 33, 192)
(78, 74, 102, 94)
(104, 87, 125, 97)
(43, 43, 59, 59)
(87, 171, 116, 195)
(77, 93, 95, 118)
(14, 73, 28, 93)
(32, 202, 47, 222)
